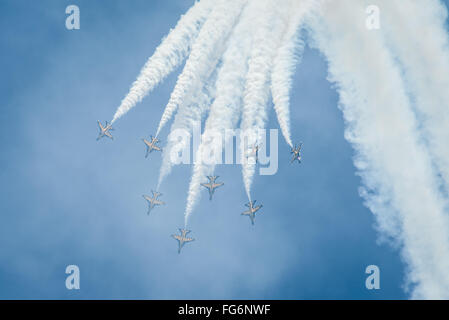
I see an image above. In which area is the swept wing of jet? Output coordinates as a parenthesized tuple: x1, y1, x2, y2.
(171, 228, 194, 254)
(142, 190, 165, 214)
(142, 136, 162, 158)
(200, 176, 224, 200)
(97, 120, 114, 141)
(241, 200, 263, 225)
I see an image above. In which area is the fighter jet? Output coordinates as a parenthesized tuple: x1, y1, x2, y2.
(97, 121, 114, 140)
(201, 176, 224, 200)
(246, 143, 260, 161)
(241, 200, 263, 225)
(142, 190, 165, 214)
(142, 136, 162, 157)
(290, 143, 302, 164)
(172, 229, 194, 254)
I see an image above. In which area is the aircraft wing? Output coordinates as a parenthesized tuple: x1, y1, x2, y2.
(172, 235, 182, 241)
(201, 183, 211, 189)
(184, 237, 194, 242)
(212, 182, 223, 189)
(104, 131, 113, 139)
(291, 155, 296, 163)
(153, 200, 164, 205)
(152, 145, 161, 151)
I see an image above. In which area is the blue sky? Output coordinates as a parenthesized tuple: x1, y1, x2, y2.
(1, 0, 447, 299)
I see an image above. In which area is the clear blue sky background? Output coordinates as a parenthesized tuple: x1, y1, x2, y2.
(1, 0, 448, 299)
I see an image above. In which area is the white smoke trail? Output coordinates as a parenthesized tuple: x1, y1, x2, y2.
(271, 0, 317, 148)
(110, 0, 449, 298)
(110, 0, 214, 124)
(156, 0, 247, 189)
(183, 0, 257, 226)
(308, 0, 449, 299)
(156, 75, 215, 190)
(380, 0, 449, 197)
(155, 0, 248, 137)
(240, 0, 291, 200)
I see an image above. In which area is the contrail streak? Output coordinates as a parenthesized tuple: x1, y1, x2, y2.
(240, 0, 291, 200)
(380, 0, 449, 197)
(183, 0, 256, 226)
(110, 0, 449, 298)
(156, 77, 214, 190)
(156, 0, 247, 188)
(155, 0, 248, 137)
(111, 0, 214, 124)
(271, 0, 317, 148)
(309, 0, 449, 299)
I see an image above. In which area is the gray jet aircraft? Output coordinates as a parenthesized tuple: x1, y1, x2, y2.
(97, 121, 114, 140)
(241, 200, 263, 225)
(201, 176, 224, 200)
(291, 143, 302, 163)
(246, 143, 260, 163)
(142, 190, 165, 214)
(142, 136, 162, 157)
(172, 229, 194, 254)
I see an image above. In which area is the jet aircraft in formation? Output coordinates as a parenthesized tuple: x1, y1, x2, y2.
(96, 121, 114, 141)
(172, 229, 195, 254)
(96, 122, 304, 252)
(142, 190, 165, 214)
(142, 136, 162, 157)
(241, 200, 263, 225)
(245, 143, 260, 163)
(291, 143, 302, 164)
(201, 176, 224, 200)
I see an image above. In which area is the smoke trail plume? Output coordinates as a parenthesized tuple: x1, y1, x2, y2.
(380, 0, 449, 197)
(271, 0, 316, 148)
(156, 0, 247, 189)
(156, 78, 214, 190)
(240, 0, 291, 200)
(111, 0, 214, 124)
(308, 0, 449, 299)
(155, 0, 247, 137)
(183, 0, 256, 225)
(110, 0, 449, 298)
